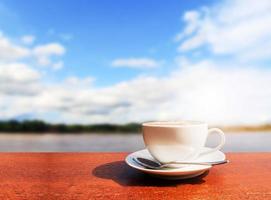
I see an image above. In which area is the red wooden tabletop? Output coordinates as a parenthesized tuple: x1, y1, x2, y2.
(0, 153, 270, 200)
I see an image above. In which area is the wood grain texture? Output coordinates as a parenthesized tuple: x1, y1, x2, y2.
(0, 153, 270, 200)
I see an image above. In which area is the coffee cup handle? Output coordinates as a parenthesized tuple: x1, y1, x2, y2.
(200, 128, 225, 156)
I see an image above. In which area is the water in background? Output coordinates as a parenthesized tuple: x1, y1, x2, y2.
(0, 132, 270, 152)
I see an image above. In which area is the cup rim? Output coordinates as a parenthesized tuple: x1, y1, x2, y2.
(142, 120, 207, 127)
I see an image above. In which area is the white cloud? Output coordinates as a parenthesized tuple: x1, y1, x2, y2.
(33, 43, 65, 67)
(2, 60, 271, 125)
(21, 35, 35, 45)
(0, 32, 30, 61)
(0, 32, 65, 70)
(64, 76, 94, 86)
(174, 10, 201, 41)
(92, 61, 271, 125)
(0, 63, 41, 95)
(111, 58, 161, 69)
(0, 62, 40, 82)
(177, 0, 271, 61)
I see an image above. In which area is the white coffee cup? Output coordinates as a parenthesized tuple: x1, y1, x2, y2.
(142, 121, 225, 163)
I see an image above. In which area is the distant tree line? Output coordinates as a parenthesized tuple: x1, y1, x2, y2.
(0, 120, 141, 133)
(1, 120, 271, 133)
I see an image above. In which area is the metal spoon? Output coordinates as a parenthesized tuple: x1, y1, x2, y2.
(133, 157, 229, 169)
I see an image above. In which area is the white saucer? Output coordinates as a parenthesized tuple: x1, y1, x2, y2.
(125, 147, 226, 180)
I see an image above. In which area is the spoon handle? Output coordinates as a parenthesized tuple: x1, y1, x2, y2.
(165, 160, 229, 166)
(132, 157, 229, 170)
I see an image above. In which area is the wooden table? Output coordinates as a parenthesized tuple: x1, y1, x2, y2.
(0, 153, 270, 200)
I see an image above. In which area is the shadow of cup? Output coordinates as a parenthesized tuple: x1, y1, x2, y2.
(92, 161, 208, 187)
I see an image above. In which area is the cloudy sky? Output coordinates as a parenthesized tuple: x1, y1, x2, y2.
(0, 0, 271, 125)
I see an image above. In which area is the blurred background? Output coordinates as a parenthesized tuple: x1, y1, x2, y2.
(0, 0, 270, 152)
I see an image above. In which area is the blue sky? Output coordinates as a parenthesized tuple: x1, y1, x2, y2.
(1, 0, 271, 125)
(0, 0, 214, 86)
